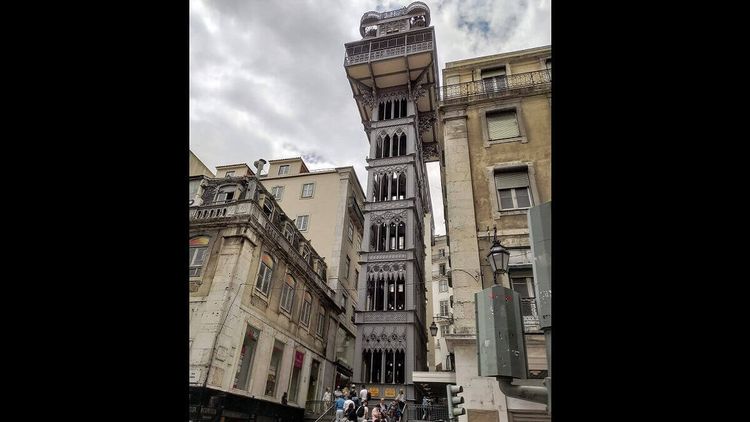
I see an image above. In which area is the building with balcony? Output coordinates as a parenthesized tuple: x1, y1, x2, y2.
(344, 1, 438, 405)
(188, 166, 344, 421)
(436, 46, 551, 421)
(430, 235, 454, 372)
(259, 157, 366, 391)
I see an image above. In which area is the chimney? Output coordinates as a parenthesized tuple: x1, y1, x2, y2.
(253, 159, 267, 176)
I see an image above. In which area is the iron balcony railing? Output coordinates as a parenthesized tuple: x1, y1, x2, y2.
(521, 297, 541, 331)
(405, 403, 449, 421)
(437, 68, 551, 104)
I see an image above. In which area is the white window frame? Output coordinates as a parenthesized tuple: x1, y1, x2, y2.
(296, 215, 309, 231)
(485, 162, 541, 219)
(439, 279, 448, 292)
(283, 223, 296, 245)
(278, 165, 290, 175)
(316, 306, 326, 337)
(301, 183, 315, 198)
(480, 101, 527, 146)
(271, 186, 284, 200)
(300, 293, 312, 327)
(189, 246, 207, 277)
(280, 275, 296, 313)
(439, 300, 449, 316)
(497, 186, 533, 211)
(255, 254, 274, 297)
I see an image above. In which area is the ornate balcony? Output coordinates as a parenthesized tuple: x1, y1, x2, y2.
(521, 297, 541, 332)
(437, 68, 551, 104)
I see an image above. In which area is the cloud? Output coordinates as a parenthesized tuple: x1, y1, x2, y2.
(190, 0, 551, 236)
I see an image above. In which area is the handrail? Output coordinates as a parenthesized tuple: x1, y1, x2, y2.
(313, 403, 336, 422)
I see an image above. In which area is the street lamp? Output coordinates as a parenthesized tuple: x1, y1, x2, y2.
(487, 227, 510, 282)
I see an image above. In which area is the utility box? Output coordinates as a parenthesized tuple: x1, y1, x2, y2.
(528, 201, 551, 329)
(475, 285, 528, 378)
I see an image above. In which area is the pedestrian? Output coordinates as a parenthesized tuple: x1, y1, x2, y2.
(335, 386, 343, 398)
(345, 402, 358, 421)
(356, 400, 369, 422)
(335, 395, 346, 422)
(322, 387, 332, 412)
(281, 392, 288, 405)
(359, 385, 369, 402)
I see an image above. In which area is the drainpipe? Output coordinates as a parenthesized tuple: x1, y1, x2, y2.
(495, 377, 548, 405)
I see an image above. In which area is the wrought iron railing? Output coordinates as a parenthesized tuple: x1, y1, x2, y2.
(437, 69, 551, 104)
(405, 403, 448, 421)
(345, 41, 433, 65)
(521, 297, 541, 331)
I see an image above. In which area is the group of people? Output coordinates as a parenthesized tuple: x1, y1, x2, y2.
(322, 384, 406, 422)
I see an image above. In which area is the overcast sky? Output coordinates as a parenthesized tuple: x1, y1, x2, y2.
(190, 0, 550, 235)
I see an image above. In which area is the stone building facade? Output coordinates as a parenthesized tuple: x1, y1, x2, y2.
(436, 46, 551, 421)
(188, 169, 343, 421)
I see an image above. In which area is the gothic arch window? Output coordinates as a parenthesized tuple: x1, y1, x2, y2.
(370, 224, 378, 250)
(399, 132, 407, 155)
(397, 222, 406, 250)
(366, 275, 376, 311)
(375, 137, 383, 158)
(378, 222, 387, 251)
(387, 273, 396, 311)
(376, 272, 385, 310)
(398, 173, 406, 199)
(390, 173, 399, 200)
(382, 135, 391, 158)
(389, 222, 398, 250)
(378, 102, 384, 121)
(384, 100, 392, 120)
(396, 271, 405, 310)
(400, 99, 407, 117)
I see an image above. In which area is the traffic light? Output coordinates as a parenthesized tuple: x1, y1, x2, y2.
(446, 384, 466, 420)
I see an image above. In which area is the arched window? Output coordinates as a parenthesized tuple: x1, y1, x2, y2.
(256, 253, 275, 296)
(398, 173, 406, 199)
(372, 174, 381, 202)
(262, 197, 274, 218)
(387, 273, 396, 311)
(399, 132, 407, 156)
(378, 222, 387, 251)
(396, 272, 405, 310)
(400, 99, 407, 117)
(376, 272, 385, 311)
(366, 276, 375, 311)
(283, 223, 296, 246)
(300, 292, 312, 326)
(375, 138, 383, 158)
(382, 135, 391, 158)
(395, 350, 405, 383)
(393, 99, 400, 118)
(189, 236, 210, 277)
(397, 222, 406, 250)
(370, 224, 378, 250)
(378, 102, 385, 121)
(385, 350, 394, 383)
(379, 174, 389, 202)
(301, 246, 311, 264)
(389, 222, 397, 250)
(362, 350, 372, 383)
(280, 274, 296, 313)
(390, 173, 399, 201)
(384, 100, 392, 120)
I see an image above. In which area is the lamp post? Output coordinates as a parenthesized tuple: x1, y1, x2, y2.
(486, 226, 510, 284)
(429, 315, 454, 337)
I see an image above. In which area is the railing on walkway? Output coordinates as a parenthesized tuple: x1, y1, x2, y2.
(404, 404, 448, 421)
(305, 400, 335, 422)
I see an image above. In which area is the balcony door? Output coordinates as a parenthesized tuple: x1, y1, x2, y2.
(482, 67, 507, 93)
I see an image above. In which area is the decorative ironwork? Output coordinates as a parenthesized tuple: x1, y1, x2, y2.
(438, 69, 551, 104)
(521, 297, 541, 332)
(359, 90, 377, 110)
(417, 111, 436, 134)
(422, 142, 439, 161)
(344, 41, 433, 65)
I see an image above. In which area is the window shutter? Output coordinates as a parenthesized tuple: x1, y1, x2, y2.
(482, 67, 506, 78)
(487, 111, 520, 139)
(495, 170, 530, 190)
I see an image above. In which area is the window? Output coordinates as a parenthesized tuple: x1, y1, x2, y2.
(283, 223, 296, 245)
(189, 179, 201, 203)
(271, 186, 284, 200)
(255, 253, 275, 296)
(225, 171, 235, 177)
(439, 248, 445, 257)
(439, 263, 446, 275)
(348, 222, 354, 242)
(351, 305, 356, 324)
(300, 292, 312, 326)
(354, 269, 359, 290)
(301, 183, 315, 198)
(233, 325, 260, 390)
(439, 279, 448, 292)
(495, 170, 533, 210)
(345, 256, 351, 279)
(280, 274, 296, 313)
(189, 236, 210, 277)
(262, 197, 274, 218)
(296, 215, 309, 231)
(439, 300, 449, 316)
(215, 185, 237, 203)
(265, 340, 285, 396)
(278, 165, 290, 175)
(545, 58, 551, 69)
(441, 325, 449, 336)
(301, 246, 311, 264)
(340, 292, 347, 309)
(316, 306, 327, 336)
(482, 66, 507, 92)
(487, 110, 520, 140)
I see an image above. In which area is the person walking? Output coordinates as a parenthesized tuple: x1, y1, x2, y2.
(335, 395, 346, 422)
(322, 387, 332, 413)
(345, 402, 358, 421)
